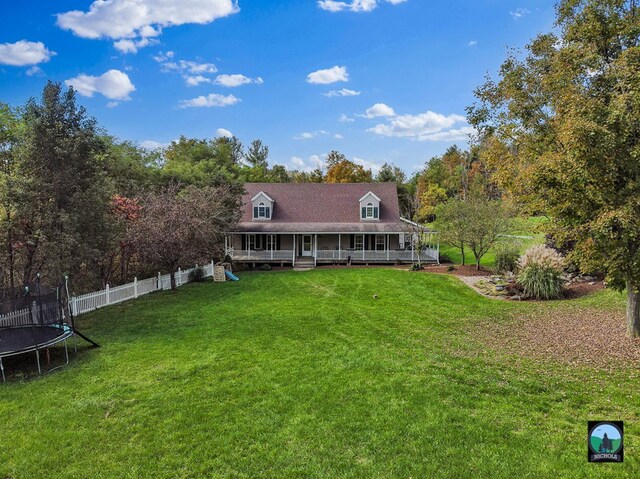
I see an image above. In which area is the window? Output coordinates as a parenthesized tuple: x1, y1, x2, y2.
(361, 202, 379, 219)
(267, 234, 277, 251)
(354, 235, 364, 251)
(366, 203, 374, 218)
(375, 235, 386, 251)
(253, 201, 271, 219)
(247, 234, 256, 250)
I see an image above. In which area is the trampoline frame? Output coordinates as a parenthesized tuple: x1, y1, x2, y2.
(0, 276, 97, 383)
(0, 325, 74, 382)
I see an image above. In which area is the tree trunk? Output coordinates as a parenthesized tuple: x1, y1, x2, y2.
(460, 243, 465, 266)
(474, 253, 481, 270)
(170, 268, 177, 290)
(627, 280, 640, 338)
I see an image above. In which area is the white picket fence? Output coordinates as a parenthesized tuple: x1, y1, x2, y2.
(69, 262, 215, 317)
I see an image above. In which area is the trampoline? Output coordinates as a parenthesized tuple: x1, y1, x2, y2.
(0, 278, 94, 382)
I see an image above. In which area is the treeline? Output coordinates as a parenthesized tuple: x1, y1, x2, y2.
(0, 82, 247, 292)
(0, 81, 504, 292)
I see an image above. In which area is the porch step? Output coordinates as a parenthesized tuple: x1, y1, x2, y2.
(294, 256, 315, 269)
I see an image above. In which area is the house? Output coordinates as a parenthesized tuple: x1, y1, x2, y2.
(225, 182, 439, 267)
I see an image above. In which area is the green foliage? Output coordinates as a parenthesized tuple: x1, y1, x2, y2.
(517, 265, 564, 300)
(517, 245, 565, 299)
(410, 262, 424, 271)
(494, 242, 521, 273)
(469, 0, 640, 334)
(259, 263, 272, 271)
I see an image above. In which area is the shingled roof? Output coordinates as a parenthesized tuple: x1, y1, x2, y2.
(236, 182, 411, 233)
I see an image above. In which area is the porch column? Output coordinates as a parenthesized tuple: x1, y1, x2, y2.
(338, 234, 341, 261)
(386, 234, 389, 261)
(247, 234, 250, 260)
(314, 234, 317, 266)
(271, 235, 274, 261)
(362, 234, 365, 261)
(224, 236, 228, 255)
(292, 234, 296, 266)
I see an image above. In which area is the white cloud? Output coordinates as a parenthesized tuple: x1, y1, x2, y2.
(186, 75, 211, 86)
(334, 133, 344, 139)
(154, 53, 221, 85)
(216, 128, 233, 138)
(324, 88, 360, 97)
(368, 110, 474, 142)
(339, 113, 355, 122)
(178, 93, 240, 108)
(106, 101, 119, 108)
(468, 40, 478, 47)
(294, 130, 329, 140)
(140, 140, 169, 150)
(353, 156, 382, 173)
(65, 69, 136, 100)
(307, 66, 349, 85)
(26, 66, 43, 76)
(318, 0, 406, 13)
(289, 154, 326, 172)
(114, 37, 158, 54)
(214, 74, 263, 87)
(510, 8, 530, 19)
(363, 103, 395, 118)
(56, 0, 239, 53)
(0, 40, 56, 66)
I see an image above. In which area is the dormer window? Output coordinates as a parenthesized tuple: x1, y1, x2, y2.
(359, 191, 380, 220)
(251, 191, 274, 220)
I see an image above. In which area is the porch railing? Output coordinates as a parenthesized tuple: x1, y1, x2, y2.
(228, 248, 438, 263)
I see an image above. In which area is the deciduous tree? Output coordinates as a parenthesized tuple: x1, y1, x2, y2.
(469, 0, 640, 336)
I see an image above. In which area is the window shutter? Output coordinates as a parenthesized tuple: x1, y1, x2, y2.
(373, 207, 379, 219)
(253, 206, 258, 218)
(361, 207, 366, 219)
(265, 207, 271, 219)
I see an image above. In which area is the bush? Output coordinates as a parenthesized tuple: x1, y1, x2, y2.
(410, 263, 424, 271)
(260, 263, 272, 271)
(494, 242, 520, 273)
(223, 254, 233, 264)
(447, 265, 455, 272)
(516, 245, 564, 299)
(188, 267, 205, 283)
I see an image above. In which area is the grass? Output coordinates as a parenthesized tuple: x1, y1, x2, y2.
(0, 268, 637, 478)
(438, 216, 548, 268)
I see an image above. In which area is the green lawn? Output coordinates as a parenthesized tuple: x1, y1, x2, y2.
(1, 268, 637, 478)
(438, 216, 548, 268)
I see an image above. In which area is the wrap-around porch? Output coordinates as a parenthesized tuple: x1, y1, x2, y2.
(225, 233, 439, 266)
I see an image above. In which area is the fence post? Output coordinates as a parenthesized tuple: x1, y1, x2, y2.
(157, 272, 161, 290)
(106, 284, 110, 305)
(177, 268, 182, 287)
(134, 277, 138, 298)
(211, 260, 214, 277)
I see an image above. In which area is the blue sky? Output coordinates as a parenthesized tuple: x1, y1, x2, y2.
(0, 0, 557, 175)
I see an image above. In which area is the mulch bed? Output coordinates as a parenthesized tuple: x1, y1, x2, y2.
(418, 264, 494, 277)
(479, 306, 640, 370)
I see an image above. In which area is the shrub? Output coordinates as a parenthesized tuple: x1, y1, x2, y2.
(447, 265, 455, 272)
(517, 244, 564, 270)
(223, 254, 233, 264)
(494, 242, 520, 273)
(410, 263, 424, 271)
(516, 245, 564, 299)
(189, 267, 205, 283)
(260, 264, 272, 271)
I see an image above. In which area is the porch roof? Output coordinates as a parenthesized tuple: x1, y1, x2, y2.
(234, 221, 415, 234)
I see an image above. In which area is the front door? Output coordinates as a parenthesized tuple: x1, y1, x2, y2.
(302, 235, 312, 256)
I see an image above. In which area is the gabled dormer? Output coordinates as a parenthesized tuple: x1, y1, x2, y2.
(251, 191, 274, 220)
(359, 191, 380, 220)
